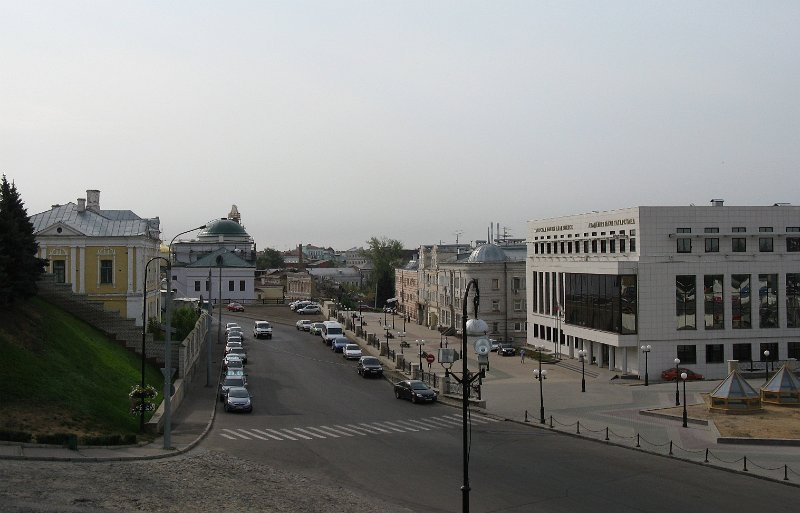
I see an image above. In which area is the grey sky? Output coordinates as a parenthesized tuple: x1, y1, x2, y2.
(3, 1, 799, 251)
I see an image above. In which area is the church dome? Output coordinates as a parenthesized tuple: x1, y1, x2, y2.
(467, 244, 508, 263)
(197, 218, 251, 241)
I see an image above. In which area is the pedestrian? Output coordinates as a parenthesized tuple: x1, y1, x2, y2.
(520, 348, 526, 363)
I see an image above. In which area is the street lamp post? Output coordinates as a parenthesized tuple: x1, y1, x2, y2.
(441, 278, 486, 513)
(641, 345, 651, 386)
(140, 256, 167, 433)
(764, 350, 770, 383)
(384, 326, 391, 355)
(674, 357, 681, 406)
(680, 372, 688, 428)
(578, 349, 587, 393)
(417, 339, 425, 377)
(163, 224, 206, 449)
(398, 332, 406, 355)
(534, 346, 547, 423)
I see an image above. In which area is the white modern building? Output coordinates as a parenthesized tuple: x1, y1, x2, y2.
(526, 202, 800, 380)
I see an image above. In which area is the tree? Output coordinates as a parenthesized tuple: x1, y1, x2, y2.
(172, 306, 200, 341)
(0, 175, 47, 306)
(257, 248, 285, 269)
(360, 236, 405, 307)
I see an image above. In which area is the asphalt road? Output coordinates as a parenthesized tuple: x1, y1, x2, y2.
(206, 312, 799, 513)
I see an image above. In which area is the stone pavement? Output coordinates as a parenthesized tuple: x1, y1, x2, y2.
(4, 304, 799, 486)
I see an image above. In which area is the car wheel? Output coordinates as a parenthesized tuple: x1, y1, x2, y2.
(224, 404, 229, 412)
(395, 390, 401, 399)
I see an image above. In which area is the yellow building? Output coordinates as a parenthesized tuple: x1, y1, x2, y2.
(30, 189, 161, 326)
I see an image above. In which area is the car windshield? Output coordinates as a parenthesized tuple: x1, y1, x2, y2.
(226, 361, 243, 368)
(224, 378, 244, 386)
(362, 358, 380, 365)
(230, 348, 245, 354)
(256, 322, 270, 329)
(226, 370, 244, 377)
(335, 339, 348, 345)
(327, 328, 342, 335)
(228, 388, 249, 398)
(411, 382, 429, 390)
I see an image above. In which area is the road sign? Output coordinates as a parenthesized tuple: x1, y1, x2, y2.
(426, 354, 435, 364)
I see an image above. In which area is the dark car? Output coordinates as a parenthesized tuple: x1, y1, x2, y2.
(661, 367, 704, 381)
(219, 376, 247, 401)
(394, 379, 438, 403)
(331, 337, 350, 353)
(357, 356, 384, 378)
(223, 386, 253, 413)
(498, 343, 516, 356)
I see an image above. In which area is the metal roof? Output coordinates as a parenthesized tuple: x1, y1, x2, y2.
(30, 202, 160, 238)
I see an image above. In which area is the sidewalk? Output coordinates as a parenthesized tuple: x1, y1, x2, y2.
(4, 305, 799, 486)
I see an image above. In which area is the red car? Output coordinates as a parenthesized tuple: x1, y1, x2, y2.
(661, 367, 703, 381)
(226, 302, 245, 312)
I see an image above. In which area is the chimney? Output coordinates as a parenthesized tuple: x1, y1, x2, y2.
(86, 189, 100, 211)
(77, 198, 86, 212)
(710, 199, 724, 207)
(298, 244, 304, 267)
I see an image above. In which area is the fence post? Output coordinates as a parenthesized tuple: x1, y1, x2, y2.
(636, 433, 640, 447)
(743, 456, 748, 472)
(605, 427, 609, 441)
(785, 464, 789, 481)
(669, 441, 673, 455)
(549, 415, 553, 428)
(576, 421, 580, 434)
(704, 448, 709, 463)
(525, 410, 529, 423)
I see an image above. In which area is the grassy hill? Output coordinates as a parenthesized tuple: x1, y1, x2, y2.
(0, 296, 164, 443)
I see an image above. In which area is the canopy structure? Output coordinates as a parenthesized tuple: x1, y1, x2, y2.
(710, 370, 762, 413)
(761, 364, 800, 405)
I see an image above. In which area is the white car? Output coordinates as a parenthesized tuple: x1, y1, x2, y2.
(343, 344, 362, 360)
(295, 319, 313, 331)
(297, 304, 322, 315)
(253, 321, 273, 339)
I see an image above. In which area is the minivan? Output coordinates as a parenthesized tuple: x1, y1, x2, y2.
(321, 321, 344, 345)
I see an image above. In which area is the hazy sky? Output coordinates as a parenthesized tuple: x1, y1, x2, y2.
(3, 1, 799, 251)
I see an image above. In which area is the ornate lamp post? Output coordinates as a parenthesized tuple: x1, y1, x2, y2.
(398, 332, 406, 355)
(680, 371, 688, 428)
(674, 357, 681, 406)
(140, 256, 167, 433)
(441, 278, 486, 513)
(641, 345, 651, 386)
(763, 350, 770, 383)
(578, 349, 587, 393)
(416, 339, 425, 372)
(533, 346, 547, 423)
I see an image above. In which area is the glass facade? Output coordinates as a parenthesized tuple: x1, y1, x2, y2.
(787, 273, 800, 328)
(730, 274, 751, 329)
(706, 344, 724, 363)
(758, 274, 778, 328)
(676, 275, 696, 330)
(564, 273, 637, 335)
(704, 275, 724, 329)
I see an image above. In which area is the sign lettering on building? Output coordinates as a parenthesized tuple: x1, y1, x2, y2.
(587, 218, 636, 229)
(534, 224, 574, 233)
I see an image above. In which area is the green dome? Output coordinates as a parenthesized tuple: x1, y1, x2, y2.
(198, 219, 250, 240)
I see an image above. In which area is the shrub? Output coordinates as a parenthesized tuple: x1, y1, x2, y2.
(0, 429, 33, 443)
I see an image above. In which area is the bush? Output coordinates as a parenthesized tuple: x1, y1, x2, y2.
(0, 429, 33, 443)
(82, 433, 137, 446)
(36, 432, 75, 445)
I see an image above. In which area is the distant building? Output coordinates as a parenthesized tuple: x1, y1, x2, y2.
(526, 202, 800, 380)
(30, 189, 161, 326)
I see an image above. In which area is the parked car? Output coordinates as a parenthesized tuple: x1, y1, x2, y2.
(490, 339, 501, 352)
(224, 341, 243, 354)
(226, 334, 243, 346)
(661, 367, 704, 381)
(225, 368, 247, 380)
(290, 300, 311, 311)
(219, 376, 247, 401)
(331, 337, 350, 353)
(498, 343, 516, 356)
(223, 386, 253, 413)
(297, 304, 322, 315)
(394, 380, 438, 403)
(227, 302, 245, 312)
(226, 347, 247, 364)
(295, 319, 312, 331)
(225, 323, 241, 333)
(357, 356, 384, 378)
(343, 344, 362, 360)
(253, 321, 273, 339)
(223, 357, 244, 372)
(309, 322, 325, 336)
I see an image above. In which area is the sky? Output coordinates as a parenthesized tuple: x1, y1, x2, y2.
(3, 1, 799, 252)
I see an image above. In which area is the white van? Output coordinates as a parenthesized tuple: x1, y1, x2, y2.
(320, 321, 344, 346)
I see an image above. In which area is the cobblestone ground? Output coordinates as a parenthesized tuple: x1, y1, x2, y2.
(0, 450, 414, 513)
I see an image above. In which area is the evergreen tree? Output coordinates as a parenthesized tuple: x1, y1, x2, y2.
(0, 175, 47, 306)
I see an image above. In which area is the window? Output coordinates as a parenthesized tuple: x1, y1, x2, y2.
(630, 238, 636, 252)
(788, 342, 800, 360)
(759, 227, 773, 252)
(620, 239, 626, 252)
(676, 275, 696, 330)
(205, 281, 209, 291)
(704, 275, 724, 329)
(676, 228, 692, 253)
(229, 280, 234, 292)
(760, 342, 778, 361)
(512, 277, 524, 290)
(240, 280, 246, 291)
(758, 274, 778, 328)
(787, 274, 800, 328)
(194, 281, 201, 292)
(591, 240, 597, 253)
(733, 343, 752, 362)
(788, 237, 800, 252)
(677, 345, 697, 364)
(53, 260, 66, 283)
(706, 344, 724, 364)
(610, 239, 616, 253)
(514, 322, 524, 331)
(731, 274, 751, 329)
(491, 322, 499, 333)
(600, 240, 607, 253)
(513, 299, 523, 312)
(491, 278, 500, 290)
(732, 237, 746, 252)
(705, 238, 719, 252)
(100, 260, 113, 284)
(704, 227, 719, 233)
(491, 300, 500, 311)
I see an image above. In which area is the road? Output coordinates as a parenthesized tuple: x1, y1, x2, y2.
(206, 312, 799, 513)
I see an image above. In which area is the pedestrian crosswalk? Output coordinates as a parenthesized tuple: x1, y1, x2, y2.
(219, 413, 501, 442)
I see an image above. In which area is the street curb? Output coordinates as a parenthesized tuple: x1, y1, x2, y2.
(639, 409, 709, 426)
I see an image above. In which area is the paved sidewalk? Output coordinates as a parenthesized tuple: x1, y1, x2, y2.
(4, 304, 799, 486)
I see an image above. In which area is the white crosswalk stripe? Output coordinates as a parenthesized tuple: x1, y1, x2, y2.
(219, 414, 500, 442)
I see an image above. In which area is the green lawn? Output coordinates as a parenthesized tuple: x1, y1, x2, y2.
(0, 297, 164, 437)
